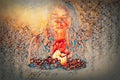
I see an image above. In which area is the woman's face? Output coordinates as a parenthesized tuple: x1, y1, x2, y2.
(51, 7, 70, 29)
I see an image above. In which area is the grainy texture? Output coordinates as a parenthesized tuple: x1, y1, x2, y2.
(0, 0, 120, 80)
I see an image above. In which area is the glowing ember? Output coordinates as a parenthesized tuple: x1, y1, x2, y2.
(29, 56, 86, 70)
(52, 50, 67, 66)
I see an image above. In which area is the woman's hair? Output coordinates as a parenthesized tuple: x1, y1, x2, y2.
(47, 2, 73, 27)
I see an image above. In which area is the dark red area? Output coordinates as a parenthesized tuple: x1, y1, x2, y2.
(29, 56, 86, 70)
(53, 39, 69, 55)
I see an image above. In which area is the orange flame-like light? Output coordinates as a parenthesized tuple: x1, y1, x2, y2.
(52, 50, 67, 66)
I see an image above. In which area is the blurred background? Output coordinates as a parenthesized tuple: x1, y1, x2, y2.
(0, 0, 120, 80)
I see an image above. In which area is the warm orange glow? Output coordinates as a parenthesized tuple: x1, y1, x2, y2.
(52, 50, 67, 66)
(0, 5, 52, 35)
(49, 7, 71, 66)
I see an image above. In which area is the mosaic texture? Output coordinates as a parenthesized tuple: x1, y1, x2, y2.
(0, 0, 120, 80)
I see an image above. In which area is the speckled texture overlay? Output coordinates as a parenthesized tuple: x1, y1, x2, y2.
(0, 0, 120, 80)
